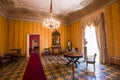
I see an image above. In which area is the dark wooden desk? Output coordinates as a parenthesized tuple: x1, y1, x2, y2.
(4, 52, 19, 61)
(64, 52, 83, 80)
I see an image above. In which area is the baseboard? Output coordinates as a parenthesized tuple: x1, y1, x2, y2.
(110, 57, 120, 66)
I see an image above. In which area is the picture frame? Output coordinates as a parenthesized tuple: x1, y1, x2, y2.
(67, 41, 72, 51)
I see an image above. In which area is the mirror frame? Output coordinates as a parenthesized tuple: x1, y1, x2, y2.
(52, 30, 60, 46)
(67, 41, 72, 51)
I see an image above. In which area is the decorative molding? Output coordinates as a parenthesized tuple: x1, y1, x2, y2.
(110, 57, 120, 66)
(0, 0, 118, 24)
(63, 0, 117, 24)
(7, 14, 43, 23)
(0, 1, 7, 17)
(7, 16, 67, 25)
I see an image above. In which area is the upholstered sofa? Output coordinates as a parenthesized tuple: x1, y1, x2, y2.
(0, 56, 11, 66)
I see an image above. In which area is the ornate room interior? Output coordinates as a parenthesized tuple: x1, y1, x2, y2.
(0, 0, 120, 80)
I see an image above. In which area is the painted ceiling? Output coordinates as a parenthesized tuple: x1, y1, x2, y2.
(0, 0, 116, 24)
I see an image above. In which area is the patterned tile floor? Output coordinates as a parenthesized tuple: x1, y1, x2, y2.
(0, 56, 120, 80)
(0, 57, 28, 80)
(41, 55, 120, 80)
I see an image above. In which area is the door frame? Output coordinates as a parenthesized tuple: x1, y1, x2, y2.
(27, 33, 40, 57)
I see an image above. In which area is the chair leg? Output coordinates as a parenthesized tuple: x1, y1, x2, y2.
(86, 63, 88, 69)
(93, 64, 95, 72)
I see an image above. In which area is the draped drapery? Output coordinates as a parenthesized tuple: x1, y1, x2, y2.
(81, 25, 87, 61)
(81, 12, 110, 64)
(94, 13, 109, 64)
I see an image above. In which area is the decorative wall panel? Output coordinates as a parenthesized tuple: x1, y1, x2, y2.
(7, 19, 68, 55)
(105, 0, 120, 65)
(68, 21, 82, 51)
(0, 16, 8, 55)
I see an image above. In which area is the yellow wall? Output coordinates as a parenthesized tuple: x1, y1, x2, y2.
(0, 0, 119, 58)
(0, 16, 8, 55)
(68, 21, 82, 50)
(7, 19, 68, 54)
(105, 0, 120, 57)
(67, 0, 120, 58)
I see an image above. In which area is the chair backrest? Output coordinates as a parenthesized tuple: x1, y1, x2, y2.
(86, 53, 97, 72)
(94, 53, 97, 62)
(87, 53, 97, 63)
(45, 48, 51, 55)
(83, 47, 87, 61)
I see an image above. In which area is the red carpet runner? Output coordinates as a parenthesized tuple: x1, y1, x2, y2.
(22, 53, 47, 80)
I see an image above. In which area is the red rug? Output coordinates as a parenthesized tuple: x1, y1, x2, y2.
(22, 53, 47, 80)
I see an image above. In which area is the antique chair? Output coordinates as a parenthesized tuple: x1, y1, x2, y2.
(86, 53, 97, 72)
(44, 48, 51, 56)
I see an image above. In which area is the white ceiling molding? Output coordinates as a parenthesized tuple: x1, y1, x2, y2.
(0, 0, 117, 24)
(11, 0, 94, 14)
(0, 1, 7, 17)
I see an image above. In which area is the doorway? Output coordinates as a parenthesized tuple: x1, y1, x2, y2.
(85, 25, 99, 62)
(28, 34, 40, 54)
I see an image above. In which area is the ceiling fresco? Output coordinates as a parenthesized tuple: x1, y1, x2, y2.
(0, 0, 116, 24)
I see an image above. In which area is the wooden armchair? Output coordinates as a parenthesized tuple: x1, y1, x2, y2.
(44, 48, 51, 56)
(86, 53, 97, 72)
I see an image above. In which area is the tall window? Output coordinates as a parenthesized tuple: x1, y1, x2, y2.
(85, 25, 99, 61)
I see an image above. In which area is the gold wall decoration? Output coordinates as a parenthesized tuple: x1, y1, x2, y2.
(7, 19, 68, 55)
(68, 21, 82, 50)
(105, 0, 120, 65)
(0, 0, 119, 58)
(0, 16, 8, 55)
(105, 0, 120, 57)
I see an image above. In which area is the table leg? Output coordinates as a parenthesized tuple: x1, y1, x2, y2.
(57, 53, 59, 65)
(72, 58, 74, 80)
(49, 52, 53, 61)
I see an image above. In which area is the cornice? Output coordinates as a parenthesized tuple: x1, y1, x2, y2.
(7, 14, 68, 25)
(7, 13, 68, 25)
(0, 0, 117, 25)
(67, 0, 117, 25)
(0, 1, 7, 17)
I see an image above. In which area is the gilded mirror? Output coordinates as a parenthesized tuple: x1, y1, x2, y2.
(52, 30, 60, 46)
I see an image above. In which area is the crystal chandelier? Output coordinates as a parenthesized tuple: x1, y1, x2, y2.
(43, 0, 60, 31)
